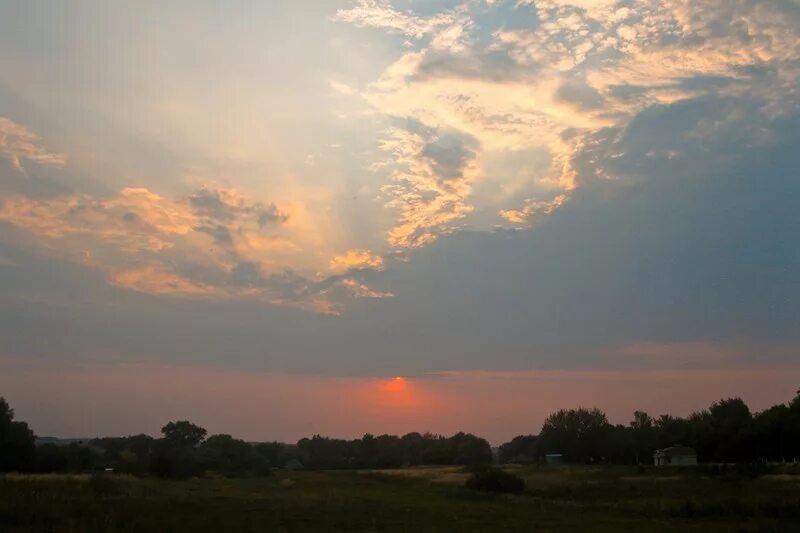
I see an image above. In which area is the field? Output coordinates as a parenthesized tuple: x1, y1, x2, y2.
(2, 465, 800, 532)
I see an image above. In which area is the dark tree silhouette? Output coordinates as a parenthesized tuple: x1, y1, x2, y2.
(498, 435, 538, 464)
(538, 407, 610, 463)
(0, 397, 36, 472)
(161, 421, 207, 448)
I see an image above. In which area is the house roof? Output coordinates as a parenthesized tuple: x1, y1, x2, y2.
(655, 445, 696, 457)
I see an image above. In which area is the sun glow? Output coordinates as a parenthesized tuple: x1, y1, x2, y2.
(375, 376, 424, 409)
(382, 376, 408, 393)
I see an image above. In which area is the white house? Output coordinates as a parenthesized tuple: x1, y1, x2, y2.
(654, 445, 698, 466)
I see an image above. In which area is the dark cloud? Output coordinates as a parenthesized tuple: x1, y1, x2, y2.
(422, 131, 478, 180)
(414, 49, 528, 83)
(194, 224, 234, 246)
(188, 187, 289, 227)
(257, 204, 289, 228)
(556, 79, 605, 111)
(187, 188, 236, 221)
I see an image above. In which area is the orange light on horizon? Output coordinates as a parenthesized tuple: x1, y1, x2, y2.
(375, 376, 422, 409)
(382, 376, 408, 393)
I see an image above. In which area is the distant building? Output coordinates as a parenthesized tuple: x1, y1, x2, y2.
(654, 445, 697, 466)
(544, 454, 563, 465)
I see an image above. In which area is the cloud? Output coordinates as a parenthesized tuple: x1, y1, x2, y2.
(329, 79, 358, 96)
(187, 187, 289, 228)
(340, 0, 800, 234)
(228, 260, 393, 315)
(375, 125, 479, 248)
(0, 117, 67, 173)
(0, 184, 390, 312)
(109, 263, 223, 297)
(499, 194, 568, 226)
(333, 0, 462, 40)
(329, 249, 385, 272)
(2, 0, 799, 325)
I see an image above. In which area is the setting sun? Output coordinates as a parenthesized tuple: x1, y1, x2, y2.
(381, 376, 408, 393)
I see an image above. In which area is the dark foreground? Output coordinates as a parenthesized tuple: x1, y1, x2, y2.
(2, 465, 799, 532)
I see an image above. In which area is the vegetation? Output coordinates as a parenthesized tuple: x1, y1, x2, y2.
(499, 391, 800, 465)
(2, 465, 800, 532)
(0, 398, 35, 472)
(464, 466, 525, 494)
(2, 391, 800, 530)
(2, 389, 800, 480)
(1, 397, 493, 477)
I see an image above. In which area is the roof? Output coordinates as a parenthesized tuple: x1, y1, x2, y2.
(655, 445, 696, 457)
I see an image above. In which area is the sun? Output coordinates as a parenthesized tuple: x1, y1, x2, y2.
(381, 376, 408, 393)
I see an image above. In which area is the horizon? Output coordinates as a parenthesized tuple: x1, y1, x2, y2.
(6, 361, 800, 446)
(1, 0, 799, 445)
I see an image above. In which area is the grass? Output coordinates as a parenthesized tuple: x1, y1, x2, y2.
(1, 465, 799, 532)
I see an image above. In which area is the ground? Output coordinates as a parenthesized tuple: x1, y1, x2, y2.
(2, 465, 799, 532)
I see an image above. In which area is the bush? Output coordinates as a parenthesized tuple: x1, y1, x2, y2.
(464, 467, 525, 494)
(734, 461, 772, 479)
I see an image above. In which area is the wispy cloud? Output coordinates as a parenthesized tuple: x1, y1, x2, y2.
(0, 117, 66, 173)
(334, 0, 462, 40)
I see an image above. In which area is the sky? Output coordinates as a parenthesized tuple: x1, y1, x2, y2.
(0, 0, 799, 444)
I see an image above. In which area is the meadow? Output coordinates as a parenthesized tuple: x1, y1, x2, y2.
(2, 465, 799, 532)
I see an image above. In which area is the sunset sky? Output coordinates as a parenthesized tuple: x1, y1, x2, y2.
(1, 0, 799, 443)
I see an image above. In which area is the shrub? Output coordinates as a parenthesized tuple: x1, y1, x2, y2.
(464, 467, 525, 494)
(734, 461, 772, 479)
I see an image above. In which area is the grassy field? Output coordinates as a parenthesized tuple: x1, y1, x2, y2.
(2, 465, 799, 532)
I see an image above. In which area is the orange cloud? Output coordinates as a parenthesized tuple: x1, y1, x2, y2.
(109, 264, 222, 297)
(329, 249, 384, 272)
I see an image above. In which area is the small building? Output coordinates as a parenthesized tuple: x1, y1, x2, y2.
(654, 445, 697, 466)
(544, 454, 563, 465)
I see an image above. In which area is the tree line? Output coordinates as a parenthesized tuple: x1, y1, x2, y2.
(499, 391, 800, 465)
(0, 398, 492, 477)
(2, 389, 799, 477)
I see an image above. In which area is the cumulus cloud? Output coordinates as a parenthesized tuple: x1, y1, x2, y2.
(3, 0, 799, 318)
(0, 117, 66, 173)
(0, 184, 391, 312)
(339, 0, 800, 228)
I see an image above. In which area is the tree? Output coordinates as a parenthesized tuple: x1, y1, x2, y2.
(790, 387, 800, 411)
(498, 435, 538, 464)
(152, 421, 207, 478)
(199, 434, 262, 475)
(701, 398, 753, 462)
(538, 407, 610, 463)
(2, 406, 34, 466)
(654, 414, 692, 448)
(751, 405, 792, 461)
(161, 421, 207, 448)
(0, 397, 36, 472)
(452, 432, 493, 466)
(629, 411, 655, 464)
